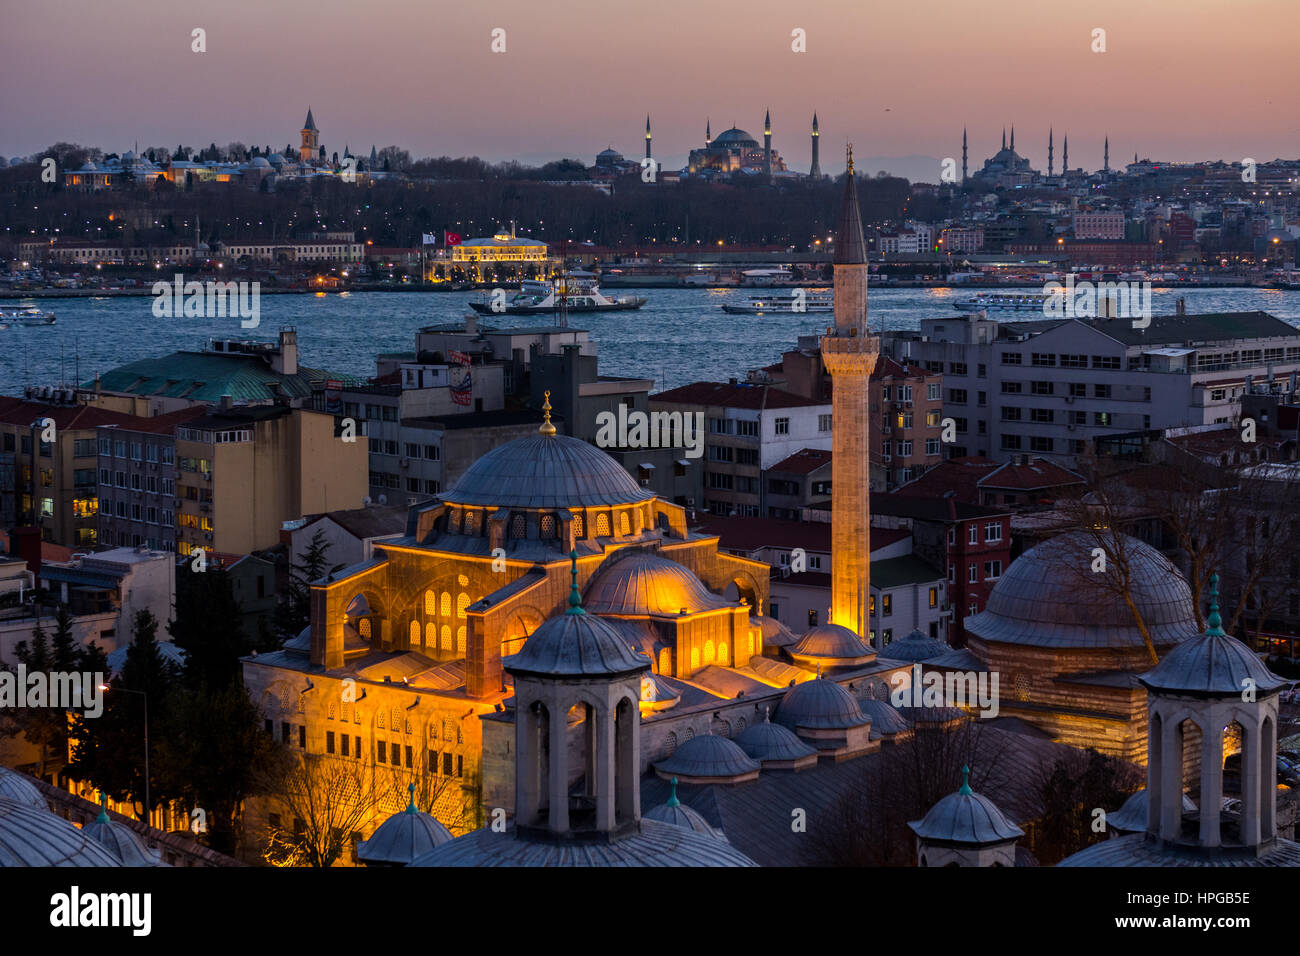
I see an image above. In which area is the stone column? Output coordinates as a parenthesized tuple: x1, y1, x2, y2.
(595, 701, 616, 831)
(1159, 715, 1184, 842)
(1240, 719, 1261, 846)
(1199, 707, 1223, 847)
(547, 697, 569, 833)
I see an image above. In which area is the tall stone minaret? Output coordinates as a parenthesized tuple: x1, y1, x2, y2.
(1048, 128, 1054, 177)
(1104, 136, 1109, 173)
(820, 146, 879, 640)
(1010, 125, 1015, 152)
(1062, 135, 1069, 175)
(1001, 128, 1006, 151)
(645, 115, 652, 162)
(763, 109, 772, 176)
(705, 118, 712, 148)
(809, 113, 822, 179)
(961, 127, 968, 183)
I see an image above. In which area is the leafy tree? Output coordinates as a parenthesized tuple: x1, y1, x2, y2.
(275, 529, 343, 640)
(170, 562, 248, 687)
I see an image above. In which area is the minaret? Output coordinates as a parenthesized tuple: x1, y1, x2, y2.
(763, 109, 772, 176)
(705, 118, 712, 148)
(961, 127, 968, 183)
(1010, 125, 1015, 152)
(1001, 128, 1006, 150)
(1104, 135, 1109, 173)
(1062, 135, 1068, 174)
(820, 146, 879, 639)
(1048, 128, 1054, 177)
(809, 113, 821, 179)
(645, 114, 652, 162)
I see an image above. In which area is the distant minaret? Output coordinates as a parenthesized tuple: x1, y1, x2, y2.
(1062, 135, 1069, 174)
(961, 127, 968, 183)
(820, 145, 879, 641)
(1010, 125, 1015, 151)
(299, 107, 319, 164)
(809, 112, 822, 179)
(705, 118, 712, 148)
(1104, 136, 1109, 173)
(1048, 128, 1054, 177)
(763, 109, 772, 176)
(1002, 128, 1006, 150)
(645, 114, 652, 162)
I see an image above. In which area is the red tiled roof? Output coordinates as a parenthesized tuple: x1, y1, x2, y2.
(871, 355, 932, 381)
(0, 397, 195, 432)
(895, 456, 999, 504)
(769, 448, 832, 474)
(693, 515, 908, 554)
(652, 382, 826, 410)
(979, 458, 1085, 491)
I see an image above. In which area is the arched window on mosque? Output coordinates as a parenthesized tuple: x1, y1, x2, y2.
(664, 731, 678, 757)
(463, 510, 479, 536)
(424, 622, 436, 646)
(456, 593, 470, 619)
(572, 512, 584, 539)
(714, 718, 731, 737)
(340, 703, 349, 723)
(358, 618, 372, 640)
(392, 707, 402, 729)
(327, 702, 336, 720)
(540, 513, 556, 539)
(410, 621, 420, 646)
(441, 592, 452, 617)
(703, 640, 715, 665)
(746, 632, 755, 655)
(618, 511, 631, 536)
(736, 717, 746, 733)
(424, 590, 436, 616)
(717, 641, 729, 666)
(446, 510, 460, 533)
(456, 626, 466, 655)
(377, 711, 386, 729)
(440, 625, 451, 651)
(595, 512, 611, 537)
(690, 647, 700, 670)
(658, 648, 671, 674)
(683, 727, 695, 742)
(511, 513, 526, 539)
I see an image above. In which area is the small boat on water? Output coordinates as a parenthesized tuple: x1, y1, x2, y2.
(952, 290, 1065, 312)
(0, 307, 56, 326)
(722, 289, 834, 314)
(469, 273, 646, 315)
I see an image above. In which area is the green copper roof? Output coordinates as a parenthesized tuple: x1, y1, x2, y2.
(89, 351, 362, 403)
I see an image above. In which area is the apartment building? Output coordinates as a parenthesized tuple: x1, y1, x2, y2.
(884, 310, 1300, 466)
(651, 381, 831, 517)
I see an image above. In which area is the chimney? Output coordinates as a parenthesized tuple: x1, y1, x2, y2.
(274, 327, 298, 376)
(219, 393, 233, 411)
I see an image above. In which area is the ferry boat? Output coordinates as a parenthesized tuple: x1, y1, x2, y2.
(469, 273, 646, 314)
(952, 290, 1065, 312)
(721, 290, 834, 314)
(0, 307, 56, 326)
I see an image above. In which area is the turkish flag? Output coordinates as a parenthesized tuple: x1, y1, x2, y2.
(444, 231, 462, 246)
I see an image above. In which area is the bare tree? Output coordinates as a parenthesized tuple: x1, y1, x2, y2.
(260, 752, 385, 868)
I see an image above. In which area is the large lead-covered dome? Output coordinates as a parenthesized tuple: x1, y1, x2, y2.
(966, 532, 1200, 650)
(583, 550, 732, 617)
(441, 433, 653, 509)
(712, 128, 758, 148)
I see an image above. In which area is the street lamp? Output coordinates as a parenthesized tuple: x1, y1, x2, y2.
(99, 683, 149, 827)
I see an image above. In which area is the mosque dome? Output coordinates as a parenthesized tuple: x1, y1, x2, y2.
(789, 623, 874, 667)
(82, 161, 98, 171)
(508, 605, 650, 679)
(882, 628, 947, 662)
(583, 550, 732, 618)
(712, 128, 758, 148)
(406, 817, 755, 866)
(357, 787, 453, 865)
(1106, 788, 1196, 835)
(644, 778, 725, 839)
(775, 677, 870, 731)
(250, 156, 271, 168)
(653, 733, 761, 783)
(0, 798, 123, 866)
(756, 615, 799, 648)
(441, 432, 653, 510)
(267, 153, 285, 166)
(908, 771, 1024, 846)
(0, 768, 46, 810)
(82, 802, 164, 866)
(857, 697, 911, 739)
(734, 709, 817, 763)
(122, 150, 136, 162)
(966, 532, 1200, 650)
(596, 147, 624, 163)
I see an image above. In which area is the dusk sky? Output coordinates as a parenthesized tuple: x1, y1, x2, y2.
(3, 0, 1297, 178)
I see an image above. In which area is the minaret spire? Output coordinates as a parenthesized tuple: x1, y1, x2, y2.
(763, 109, 772, 176)
(1002, 128, 1006, 150)
(1062, 134, 1068, 174)
(705, 118, 711, 147)
(1104, 135, 1109, 173)
(961, 127, 968, 183)
(809, 112, 821, 179)
(645, 114, 652, 161)
(1048, 128, 1054, 177)
(1010, 125, 1015, 151)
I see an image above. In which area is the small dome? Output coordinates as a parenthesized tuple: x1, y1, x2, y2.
(735, 709, 817, 762)
(654, 733, 760, 782)
(0, 768, 46, 810)
(122, 150, 136, 162)
(882, 628, 947, 662)
(442, 433, 653, 510)
(267, 153, 285, 165)
(508, 567, 651, 679)
(250, 156, 271, 168)
(756, 615, 799, 648)
(967, 532, 1200, 650)
(584, 550, 732, 618)
(789, 623, 874, 666)
(82, 803, 164, 866)
(0, 798, 123, 866)
(82, 160, 99, 171)
(1140, 585, 1289, 697)
(1106, 788, 1196, 834)
(357, 787, 453, 865)
(908, 770, 1024, 846)
(775, 678, 869, 731)
(857, 697, 910, 738)
(643, 778, 725, 839)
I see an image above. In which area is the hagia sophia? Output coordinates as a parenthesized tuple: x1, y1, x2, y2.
(3, 140, 1297, 870)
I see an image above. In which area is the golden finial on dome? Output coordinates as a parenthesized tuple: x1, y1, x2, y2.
(539, 390, 557, 436)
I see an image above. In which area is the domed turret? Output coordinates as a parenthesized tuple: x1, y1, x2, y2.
(583, 550, 732, 618)
(654, 733, 760, 784)
(882, 628, 947, 662)
(81, 795, 164, 866)
(357, 784, 453, 866)
(644, 777, 726, 840)
(776, 677, 870, 731)
(734, 706, 817, 769)
(909, 766, 1024, 866)
(0, 767, 46, 811)
(788, 623, 874, 668)
(0, 798, 123, 867)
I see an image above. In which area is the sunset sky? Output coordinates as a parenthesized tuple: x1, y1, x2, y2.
(3, 0, 1297, 178)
